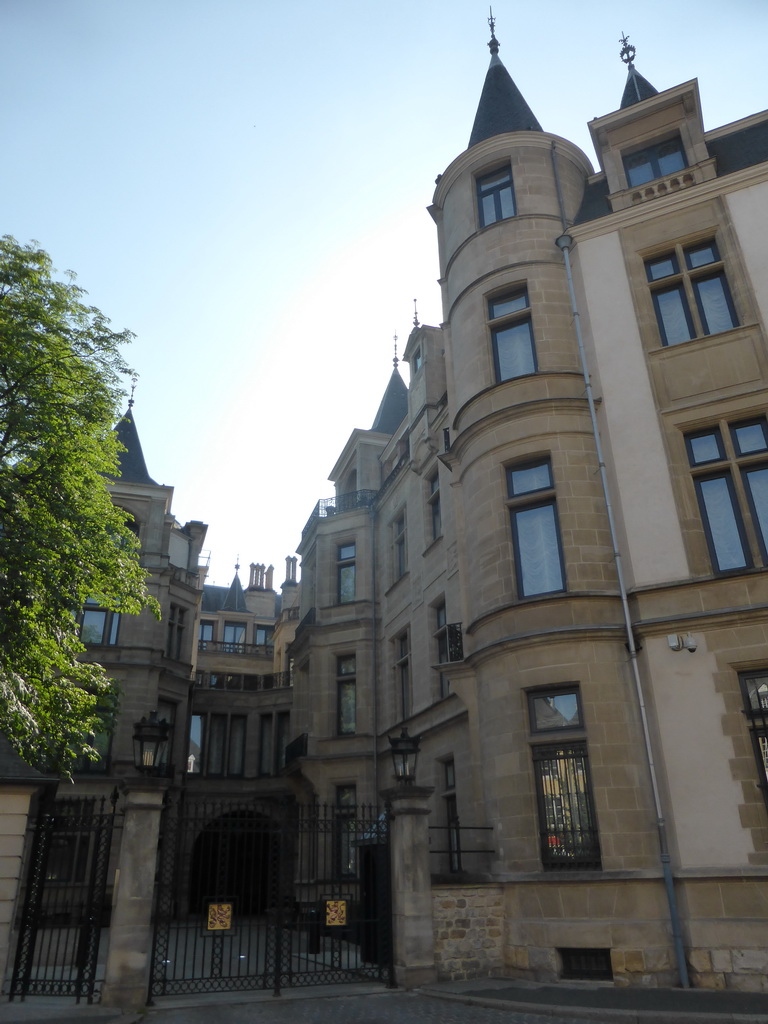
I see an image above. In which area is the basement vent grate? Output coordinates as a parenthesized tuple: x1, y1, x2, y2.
(559, 947, 613, 981)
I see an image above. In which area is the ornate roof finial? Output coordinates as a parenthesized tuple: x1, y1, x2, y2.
(128, 373, 138, 409)
(413, 298, 420, 329)
(393, 332, 399, 370)
(619, 32, 636, 67)
(235, 557, 240, 573)
(488, 6, 499, 57)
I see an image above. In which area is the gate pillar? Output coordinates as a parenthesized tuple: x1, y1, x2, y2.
(382, 785, 436, 989)
(101, 779, 168, 1009)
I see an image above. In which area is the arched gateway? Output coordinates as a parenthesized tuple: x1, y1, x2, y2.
(150, 795, 392, 998)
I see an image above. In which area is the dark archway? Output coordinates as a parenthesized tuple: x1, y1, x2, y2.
(188, 811, 273, 916)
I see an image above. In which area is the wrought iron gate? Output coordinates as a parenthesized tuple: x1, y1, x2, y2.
(9, 791, 119, 1003)
(150, 796, 392, 998)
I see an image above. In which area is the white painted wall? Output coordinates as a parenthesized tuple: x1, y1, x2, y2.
(574, 232, 689, 587)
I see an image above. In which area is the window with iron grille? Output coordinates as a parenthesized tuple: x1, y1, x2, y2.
(335, 784, 357, 877)
(740, 671, 768, 811)
(531, 742, 601, 870)
(559, 947, 613, 981)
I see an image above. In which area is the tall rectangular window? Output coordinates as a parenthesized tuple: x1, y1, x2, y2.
(166, 604, 185, 660)
(646, 241, 737, 346)
(222, 621, 246, 652)
(198, 620, 214, 649)
(506, 459, 565, 597)
(685, 419, 768, 572)
(337, 654, 356, 735)
(393, 512, 407, 580)
(443, 758, 461, 873)
(255, 624, 274, 647)
(275, 711, 290, 771)
(335, 785, 357, 877)
(532, 742, 601, 870)
(477, 166, 515, 226)
(337, 542, 356, 604)
(740, 671, 768, 810)
(435, 603, 450, 698)
(228, 716, 246, 776)
(489, 289, 536, 382)
(427, 471, 442, 542)
(188, 715, 204, 774)
(395, 631, 410, 718)
(259, 714, 273, 775)
(79, 601, 120, 646)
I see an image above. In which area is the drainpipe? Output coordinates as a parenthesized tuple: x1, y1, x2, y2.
(371, 503, 379, 799)
(550, 143, 690, 988)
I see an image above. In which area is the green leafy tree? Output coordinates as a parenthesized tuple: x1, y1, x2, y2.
(0, 236, 158, 775)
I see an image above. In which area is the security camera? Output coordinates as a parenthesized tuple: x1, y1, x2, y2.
(683, 633, 697, 654)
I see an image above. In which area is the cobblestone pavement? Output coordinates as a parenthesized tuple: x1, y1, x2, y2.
(142, 991, 590, 1024)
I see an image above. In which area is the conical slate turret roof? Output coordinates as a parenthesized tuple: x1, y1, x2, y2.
(468, 26, 542, 147)
(221, 569, 248, 613)
(114, 407, 157, 485)
(370, 369, 408, 435)
(618, 36, 658, 109)
(620, 62, 659, 108)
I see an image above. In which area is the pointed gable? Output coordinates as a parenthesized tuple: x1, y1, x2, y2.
(114, 408, 157, 485)
(370, 369, 408, 435)
(221, 571, 248, 613)
(620, 63, 659, 109)
(468, 30, 542, 148)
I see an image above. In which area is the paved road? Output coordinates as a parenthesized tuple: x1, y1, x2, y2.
(0, 991, 594, 1024)
(144, 992, 588, 1024)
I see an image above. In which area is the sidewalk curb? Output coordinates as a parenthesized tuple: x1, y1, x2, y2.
(419, 985, 768, 1024)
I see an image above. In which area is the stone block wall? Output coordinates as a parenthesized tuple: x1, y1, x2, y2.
(432, 884, 504, 980)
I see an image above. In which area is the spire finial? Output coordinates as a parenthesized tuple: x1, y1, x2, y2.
(393, 332, 399, 370)
(619, 33, 636, 67)
(128, 373, 138, 409)
(488, 7, 499, 56)
(235, 557, 240, 573)
(413, 298, 420, 329)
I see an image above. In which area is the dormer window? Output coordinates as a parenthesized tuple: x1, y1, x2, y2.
(477, 166, 515, 226)
(623, 136, 686, 187)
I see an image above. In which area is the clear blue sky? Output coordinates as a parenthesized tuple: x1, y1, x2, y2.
(4, 0, 766, 585)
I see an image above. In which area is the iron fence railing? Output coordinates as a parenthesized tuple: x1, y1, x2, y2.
(301, 490, 378, 539)
(429, 822, 494, 874)
(198, 640, 274, 657)
(195, 671, 292, 691)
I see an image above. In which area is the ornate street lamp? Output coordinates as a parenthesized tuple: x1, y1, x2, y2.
(388, 727, 421, 785)
(132, 710, 170, 775)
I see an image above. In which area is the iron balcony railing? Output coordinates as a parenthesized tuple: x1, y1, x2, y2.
(195, 671, 292, 691)
(301, 489, 378, 539)
(198, 640, 274, 657)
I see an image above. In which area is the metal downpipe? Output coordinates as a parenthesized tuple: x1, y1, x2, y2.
(550, 143, 689, 988)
